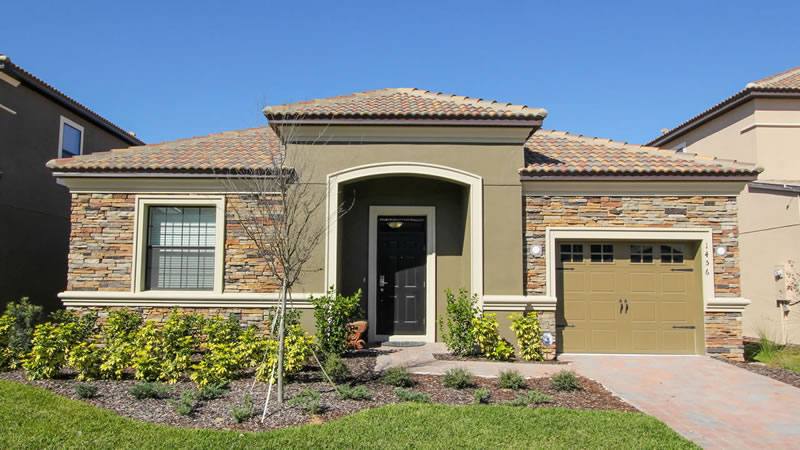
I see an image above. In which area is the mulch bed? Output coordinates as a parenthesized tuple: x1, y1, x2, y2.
(433, 353, 568, 364)
(714, 357, 800, 390)
(0, 351, 635, 431)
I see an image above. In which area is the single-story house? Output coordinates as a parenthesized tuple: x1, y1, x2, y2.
(47, 88, 760, 360)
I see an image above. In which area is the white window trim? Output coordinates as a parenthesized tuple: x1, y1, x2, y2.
(131, 195, 226, 295)
(58, 115, 84, 158)
(368, 206, 436, 343)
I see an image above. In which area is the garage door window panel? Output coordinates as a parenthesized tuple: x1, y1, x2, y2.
(660, 245, 685, 264)
(590, 244, 614, 263)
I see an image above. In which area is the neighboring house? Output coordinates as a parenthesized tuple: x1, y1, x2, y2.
(0, 55, 143, 312)
(649, 67, 800, 344)
(48, 88, 759, 360)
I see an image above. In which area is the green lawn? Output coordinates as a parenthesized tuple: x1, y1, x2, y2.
(0, 380, 695, 449)
(746, 338, 800, 373)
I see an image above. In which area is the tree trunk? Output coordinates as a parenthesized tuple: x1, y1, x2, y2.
(276, 278, 288, 403)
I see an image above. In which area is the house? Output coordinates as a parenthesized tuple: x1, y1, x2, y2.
(47, 88, 759, 360)
(649, 67, 800, 344)
(0, 55, 143, 312)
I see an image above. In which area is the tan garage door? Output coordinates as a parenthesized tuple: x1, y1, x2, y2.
(556, 241, 703, 354)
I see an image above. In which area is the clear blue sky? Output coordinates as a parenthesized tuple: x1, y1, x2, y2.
(4, 0, 799, 145)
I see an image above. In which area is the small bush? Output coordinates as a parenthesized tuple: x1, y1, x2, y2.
(288, 388, 323, 414)
(74, 383, 98, 399)
(336, 384, 372, 401)
(442, 368, 474, 389)
(99, 310, 142, 380)
(381, 367, 414, 387)
(311, 289, 362, 356)
(497, 370, 526, 390)
(438, 289, 479, 356)
(66, 341, 102, 381)
(255, 325, 314, 383)
(510, 312, 545, 361)
(322, 353, 351, 383)
(471, 313, 514, 361)
(172, 390, 199, 416)
(551, 370, 581, 391)
(394, 388, 430, 403)
(129, 382, 172, 400)
(0, 298, 42, 370)
(231, 394, 254, 423)
(24, 314, 97, 380)
(473, 387, 491, 404)
(198, 383, 228, 400)
(507, 390, 553, 407)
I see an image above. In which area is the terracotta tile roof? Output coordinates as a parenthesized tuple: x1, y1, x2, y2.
(524, 129, 760, 177)
(648, 66, 800, 146)
(47, 127, 278, 173)
(264, 88, 547, 121)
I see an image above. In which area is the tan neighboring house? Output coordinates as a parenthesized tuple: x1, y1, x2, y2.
(0, 55, 143, 312)
(650, 67, 800, 344)
(48, 88, 759, 360)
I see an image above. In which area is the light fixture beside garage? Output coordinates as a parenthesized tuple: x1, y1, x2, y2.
(530, 244, 543, 257)
(715, 246, 727, 257)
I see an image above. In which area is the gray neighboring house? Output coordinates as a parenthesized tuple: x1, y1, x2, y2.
(0, 54, 143, 312)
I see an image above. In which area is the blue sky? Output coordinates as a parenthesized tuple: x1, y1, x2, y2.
(4, 1, 799, 144)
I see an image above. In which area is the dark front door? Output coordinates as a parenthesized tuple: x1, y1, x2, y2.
(376, 216, 427, 336)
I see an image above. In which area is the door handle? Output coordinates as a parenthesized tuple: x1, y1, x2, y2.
(624, 299, 629, 314)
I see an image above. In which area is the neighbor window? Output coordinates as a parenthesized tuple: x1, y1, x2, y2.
(145, 206, 216, 290)
(630, 245, 654, 263)
(660, 245, 685, 264)
(560, 244, 583, 262)
(59, 116, 84, 158)
(590, 244, 614, 263)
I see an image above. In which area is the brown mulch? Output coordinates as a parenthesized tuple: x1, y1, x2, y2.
(0, 351, 635, 431)
(433, 353, 568, 364)
(714, 357, 800, 390)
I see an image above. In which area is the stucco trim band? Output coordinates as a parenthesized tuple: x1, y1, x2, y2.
(58, 290, 322, 309)
(482, 295, 557, 311)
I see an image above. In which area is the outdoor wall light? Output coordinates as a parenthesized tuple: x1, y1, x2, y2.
(387, 221, 404, 229)
(530, 245, 543, 257)
(715, 246, 727, 257)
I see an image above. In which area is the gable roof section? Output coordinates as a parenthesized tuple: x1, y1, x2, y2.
(524, 129, 759, 178)
(264, 88, 548, 122)
(0, 55, 144, 146)
(648, 66, 800, 147)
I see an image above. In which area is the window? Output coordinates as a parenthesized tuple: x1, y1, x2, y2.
(660, 245, 685, 264)
(58, 116, 84, 158)
(559, 244, 583, 262)
(630, 245, 654, 263)
(672, 142, 687, 153)
(590, 244, 614, 263)
(145, 206, 216, 290)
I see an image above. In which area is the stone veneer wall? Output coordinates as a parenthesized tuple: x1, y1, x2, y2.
(524, 195, 745, 361)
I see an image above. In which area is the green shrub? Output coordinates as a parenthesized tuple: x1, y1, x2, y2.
(198, 383, 228, 400)
(74, 383, 98, 399)
(255, 325, 313, 383)
(497, 370, 526, 390)
(507, 390, 553, 407)
(438, 289, 478, 356)
(132, 311, 202, 383)
(510, 311, 545, 361)
(473, 387, 491, 404)
(394, 388, 430, 403)
(442, 368, 474, 389)
(231, 394, 254, 423)
(311, 289, 362, 355)
(66, 341, 102, 381)
(551, 370, 581, 391)
(266, 307, 301, 330)
(471, 313, 514, 361)
(288, 388, 323, 414)
(99, 310, 143, 380)
(129, 382, 172, 400)
(0, 298, 42, 370)
(322, 353, 351, 383)
(336, 384, 372, 401)
(202, 315, 242, 345)
(24, 314, 97, 380)
(172, 389, 199, 416)
(381, 367, 414, 387)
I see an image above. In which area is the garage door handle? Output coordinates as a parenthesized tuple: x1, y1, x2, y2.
(556, 324, 575, 328)
(671, 268, 694, 272)
(557, 267, 575, 271)
(672, 325, 696, 329)
(624, 299, 629, 314)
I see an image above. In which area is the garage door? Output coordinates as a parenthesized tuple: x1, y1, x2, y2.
(556, 241, 703, 354)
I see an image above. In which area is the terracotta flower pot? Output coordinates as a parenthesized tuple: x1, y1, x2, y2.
(347, 320, 368, 350)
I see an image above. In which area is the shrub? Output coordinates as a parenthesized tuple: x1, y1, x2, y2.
(394, 388, 430, 403)
(67, 341, 102, 381)
(551, 370, 581, 391)
(311, 289, 362, 356)
(255, 325, 314, 383)
(202, 315, 242, 345)
(438, 289, 479, 356)
(381, 367, 414, 387)
(129, 382, 172, 400)
(0, 298, 42, 370)
(74, 383, 98, 399)
(99, 310, 143, 380)
(442, 368, 474, 389)
(473, 387, 491, 404)
(322, 353, 351, 383)
(510, 311, 545, 361)
(231, 394, 254, 423)
(288, 388, 323, 414)
(336, 384, 372, 400)
(24, 314, 97, 380)
(132, 311, 203, 383)
(173, 389, 199, 416)
(471, 313, 514, 361)
(497, 370, 526, 390)
(507, 390, 553, 407)
(198, 383, 228, 400)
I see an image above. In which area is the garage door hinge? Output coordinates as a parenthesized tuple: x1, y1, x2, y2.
(672, 325, 696, 329)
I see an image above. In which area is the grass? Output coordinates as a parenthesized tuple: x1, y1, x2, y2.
(745, 336, 800, 373)
(0, 380, 696, 449)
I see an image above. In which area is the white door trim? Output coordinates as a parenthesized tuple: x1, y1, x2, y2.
(368, 206, 436, 342)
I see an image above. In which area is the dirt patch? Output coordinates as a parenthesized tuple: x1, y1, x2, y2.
(433, 353, 568, 364)
(0, 351, 635, 431)
(714, 357, 800, 390)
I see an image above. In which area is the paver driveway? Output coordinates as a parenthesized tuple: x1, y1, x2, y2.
(561, 354, 800, 449)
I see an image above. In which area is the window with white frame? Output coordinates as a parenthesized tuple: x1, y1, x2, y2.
(59, 116, 84, 158)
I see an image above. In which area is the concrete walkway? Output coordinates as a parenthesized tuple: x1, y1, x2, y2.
(562, 354, 800, 450)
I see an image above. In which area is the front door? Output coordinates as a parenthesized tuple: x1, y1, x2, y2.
(376, 216, 427, 336)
